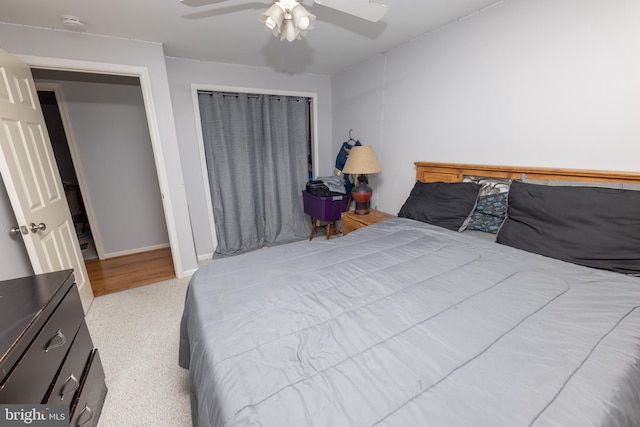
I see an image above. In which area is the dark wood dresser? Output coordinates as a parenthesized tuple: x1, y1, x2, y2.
(0, 270, 107, 426)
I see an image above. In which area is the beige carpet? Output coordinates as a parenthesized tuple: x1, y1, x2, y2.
(85, 275, 193, 426)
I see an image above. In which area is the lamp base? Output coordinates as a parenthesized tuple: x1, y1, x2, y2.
(351, 177, 372, 215)
(353, 199, 371, 215)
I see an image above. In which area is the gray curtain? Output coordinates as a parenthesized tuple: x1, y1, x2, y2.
(198, 91, 311, 257)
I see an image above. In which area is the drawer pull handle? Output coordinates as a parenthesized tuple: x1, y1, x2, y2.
(60, 373, 79, 401)
(45, 330, 66, 352)
(76, 404, 94, 427)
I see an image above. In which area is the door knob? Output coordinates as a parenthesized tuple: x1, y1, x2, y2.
(10, 225, 29, 236)
(29, 222, 47, 233)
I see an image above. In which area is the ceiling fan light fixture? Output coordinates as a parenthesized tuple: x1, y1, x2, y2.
(265, 17, 277, 31)
(259, 3, 285, 36)
(260, 0, 314, 42)
(282, 18, 299, 42)
(290, 3, 315, 31)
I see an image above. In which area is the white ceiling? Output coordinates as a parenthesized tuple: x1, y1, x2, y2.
(0, 0, 502, 75)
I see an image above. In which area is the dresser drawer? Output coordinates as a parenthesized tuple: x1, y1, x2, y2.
(70, 350, 107, 427)
(0, 271, 74, 382)
(45, 321, 93, 405)
(0, 284, 84, 403)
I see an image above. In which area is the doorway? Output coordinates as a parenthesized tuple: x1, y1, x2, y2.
(33, 70, 176, 294)
(18, 53, 188, 281)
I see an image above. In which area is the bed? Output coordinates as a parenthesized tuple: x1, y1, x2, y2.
(179, 162, 640, 427)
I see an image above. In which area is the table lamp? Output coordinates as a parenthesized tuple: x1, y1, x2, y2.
(342, 145, 381, 215)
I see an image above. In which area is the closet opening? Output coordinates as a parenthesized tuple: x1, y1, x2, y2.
(194, 87, 318, 259)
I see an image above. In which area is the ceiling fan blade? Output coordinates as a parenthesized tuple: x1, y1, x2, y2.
(180, 0, 230, 7)
(313, 0, 388, 22)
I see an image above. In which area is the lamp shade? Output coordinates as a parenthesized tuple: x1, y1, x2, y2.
(342, 146, 381, 175)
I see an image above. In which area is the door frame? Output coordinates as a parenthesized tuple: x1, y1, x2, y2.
(35, 82, 106, 260)
(19, 55, 183, 277)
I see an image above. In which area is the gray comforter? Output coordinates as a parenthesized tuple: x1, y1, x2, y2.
(179, 217, 640, 427)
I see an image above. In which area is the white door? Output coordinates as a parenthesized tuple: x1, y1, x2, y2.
(0, 49, 94, 312)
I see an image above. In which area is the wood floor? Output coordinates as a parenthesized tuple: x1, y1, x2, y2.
(86, 247, 175, 296)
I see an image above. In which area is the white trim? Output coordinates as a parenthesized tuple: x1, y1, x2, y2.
(190, 83, 319, 254)
(102, 243, 170, 259)
(193, 84, 320, 98)
(136, 66, 183, 278)
(190, 86, 217, 253)
(310, 94, 319, 177)
(18, 54, 184, 277)
(34, 82, 107, 260)
(182, 268, 198, 278)
(197, 252, 214, 262)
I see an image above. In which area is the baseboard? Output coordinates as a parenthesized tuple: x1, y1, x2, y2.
(180, 268, 198, 278)
(102, 243, 170, 259)
(197, 252, 214, 262)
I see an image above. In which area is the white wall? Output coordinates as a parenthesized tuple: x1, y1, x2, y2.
(332, 54, 387, 210)
(37, 79, 169, 256)
(165, 57, 332, 259)
(332, 0, 640, 214)
(0, 23, 198, 276)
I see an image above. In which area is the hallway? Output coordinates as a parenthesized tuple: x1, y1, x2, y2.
(86, 247, 175, 296)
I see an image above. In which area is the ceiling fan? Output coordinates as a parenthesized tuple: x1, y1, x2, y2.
(180, 0, 389, 42)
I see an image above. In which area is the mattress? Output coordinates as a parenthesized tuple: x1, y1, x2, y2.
(179, 217, 640, 427)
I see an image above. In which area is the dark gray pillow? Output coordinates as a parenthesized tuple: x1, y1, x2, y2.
(496, 180, 640, 275)
(398, 182, 481, 231)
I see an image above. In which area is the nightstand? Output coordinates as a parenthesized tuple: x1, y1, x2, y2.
(341, 209, 394, 235)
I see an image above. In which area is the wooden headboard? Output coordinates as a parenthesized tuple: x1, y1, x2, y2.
(415, 162, 640, 184)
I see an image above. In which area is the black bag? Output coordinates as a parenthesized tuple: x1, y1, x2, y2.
(306, 181, 343, 197)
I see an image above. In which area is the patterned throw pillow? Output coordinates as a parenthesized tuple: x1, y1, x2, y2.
(463, 176, 512, 196)
(465, 192, 508, 233)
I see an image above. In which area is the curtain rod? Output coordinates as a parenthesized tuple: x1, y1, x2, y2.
(198, 90, 311, 102)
